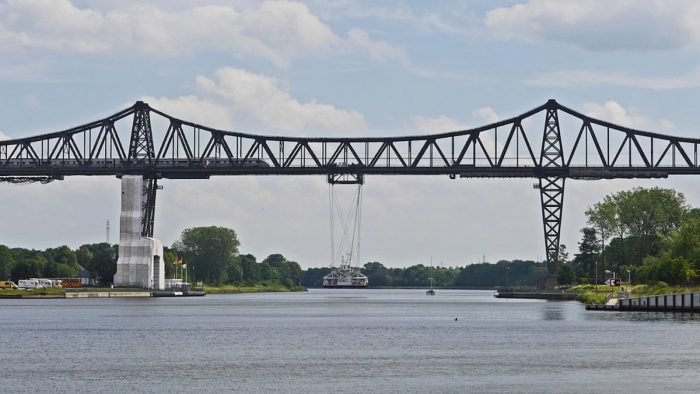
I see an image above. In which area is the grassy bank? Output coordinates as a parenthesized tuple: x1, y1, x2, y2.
(570, 283, 700, 304)
(0, 288, 66, 296)
(204, 284, 306, 294)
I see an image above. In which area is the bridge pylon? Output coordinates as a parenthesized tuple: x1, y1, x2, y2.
(128, 101, 155, 163)
(141, 178, 158, 238)
(538, 102, 565, 290)
(126, 101, 159, 238)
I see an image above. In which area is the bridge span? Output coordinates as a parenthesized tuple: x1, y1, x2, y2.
(2, 99, 698, 288)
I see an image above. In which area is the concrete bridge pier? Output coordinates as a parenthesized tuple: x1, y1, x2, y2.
(113, 175, 164, 290)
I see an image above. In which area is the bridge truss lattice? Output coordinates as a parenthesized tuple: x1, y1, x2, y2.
(2, 99, 699, 287)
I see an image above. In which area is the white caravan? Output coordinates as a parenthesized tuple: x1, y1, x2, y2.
(18, 279, 44, 289)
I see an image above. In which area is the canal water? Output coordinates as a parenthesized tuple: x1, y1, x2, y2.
(2, 289, 700, 393)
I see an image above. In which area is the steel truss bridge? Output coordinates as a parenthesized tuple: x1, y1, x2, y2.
(2, 99, 698, 287)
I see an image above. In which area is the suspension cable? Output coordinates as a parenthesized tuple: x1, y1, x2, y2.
(356, 183, 363, 268)
(328, 183, 335, 267)
(328, 180, 364, 268)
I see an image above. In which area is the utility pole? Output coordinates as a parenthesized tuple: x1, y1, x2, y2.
(106, 220, 110, 244)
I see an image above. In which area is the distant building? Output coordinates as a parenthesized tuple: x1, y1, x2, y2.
(77, 270, 95, 286)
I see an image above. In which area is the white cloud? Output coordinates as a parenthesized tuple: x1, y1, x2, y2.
(0, 130, 8, 140)
(317, 3, 471, 35)
(582, 101, 673, 131)
(472, 106, 500, 124)
(0, 62, 49, 81)
(0, 0, 422, 71)
(0, 0, 341, 66)
(484, 0, 700, 51)
(411, 115, 465, 133)
(195, 67, 366, 134)
(526, 68, 700, 90)
(659, 119, 676, 130)
(347, 27, 409, 65)
(141, 95, 233, 130)
(410, 106, 501, 133)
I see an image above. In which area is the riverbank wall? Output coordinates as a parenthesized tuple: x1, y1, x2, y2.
(494, 290, 578, 300)
(587, 291, 700, 312)
(1, 290, 204, 299)
(65, 291, 151, 298)
(617, 291, 700, 312)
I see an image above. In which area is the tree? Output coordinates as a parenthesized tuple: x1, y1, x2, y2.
(586, 195, 619, 267)
(239, 254, 260, 284)
(0, 245, 14, 280)
(173, 226, 240, 285)
(586, 187, 687, 268)
(76, 245, 92, 269)
(163, 249, 177, 278)
(301, 267, 331, 287)
(617, 187, 686, 263)
(665, 216, 700, 270)
(363, 262, 391, 287)
(46, 245, 78, 267)
(639, 255, 696, 285)
(82, 243, 118, 284)
(225, 257, 243, 284)
(558, 263, 576, 285)
(573, 227, 598, 281)
(10, 249, 47, 282)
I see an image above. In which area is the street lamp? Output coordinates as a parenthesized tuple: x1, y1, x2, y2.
(595, 260, 598, 292)
(626, 269, 631, 296)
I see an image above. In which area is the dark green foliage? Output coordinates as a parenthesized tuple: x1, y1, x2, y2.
(639, 255, 696, 285)
(173, 226, 240, 285)
(557, 262, 576, 285)
(585, 187, 687, 268)
(10, 249, 47, 282)
(163, 248, 177, 278)
(572, 227, 599, 280)
(262, 254, 303, 288)
(453, 260, 546, 288)
(0, 245, 13, 280)
(45, 245, 78, 267)
(80, 243, 118, 284)
(1, 243, 113, 283)
(578, 186, 699, 286)
(301, 267, 331, 287)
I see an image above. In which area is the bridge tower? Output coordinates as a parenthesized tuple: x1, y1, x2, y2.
(538, 100, 565, 290)
(128, 101, 158, 237)
(113, 102, 164, 289)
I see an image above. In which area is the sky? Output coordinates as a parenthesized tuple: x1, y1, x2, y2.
(1, 0, 700, 269)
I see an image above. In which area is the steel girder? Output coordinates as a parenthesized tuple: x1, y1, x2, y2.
(127, 102, 158, 238)
(3, 100, 700, 179)
(539, 176, 565, 289)
(141, 178, 158, 238)
(128, 102, 155, 164)
(538, 105, 565, 289)
(4, 99, 700, 284)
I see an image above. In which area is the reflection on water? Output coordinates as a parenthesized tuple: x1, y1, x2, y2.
(2, 289, 700, 393)
(541, 303, 565, 320)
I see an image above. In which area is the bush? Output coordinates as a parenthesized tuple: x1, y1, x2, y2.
(639, 255, 697, 285)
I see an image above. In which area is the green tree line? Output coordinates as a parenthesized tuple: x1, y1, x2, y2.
(0, 243, 117, 284)
(302, 260, 547, 289)
(562, 186, 699, 286)
(0, 226, 304, 289)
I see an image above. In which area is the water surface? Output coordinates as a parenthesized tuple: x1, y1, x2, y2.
(2, 289, 699, 393)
